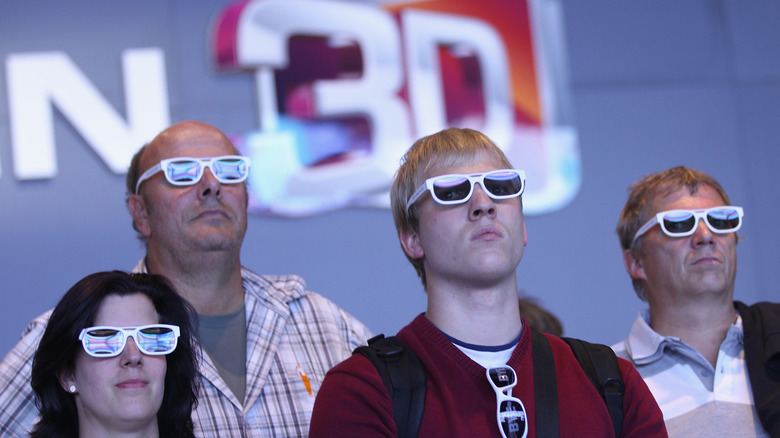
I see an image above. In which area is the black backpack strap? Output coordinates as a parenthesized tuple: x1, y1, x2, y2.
(563, 337, 625, 437)
(531, 329, 560, 438)
(354, 334, 426, 438)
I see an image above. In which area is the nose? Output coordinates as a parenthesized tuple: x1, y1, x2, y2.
(198, 168, 221, 198)
(468, 184, 496, 220)
(121, 338, 143, 367)
(691, 217, 714, 246)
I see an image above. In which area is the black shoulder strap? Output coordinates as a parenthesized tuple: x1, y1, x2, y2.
(354, 334, 426, 438)
(531, 329, 560, 438)
(563, 337, 625, 437)
(354, 332, 621, 438)
(532, 331, 625, 438)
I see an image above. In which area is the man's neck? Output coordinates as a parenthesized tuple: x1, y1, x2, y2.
(425, 277, 523, 346)
(649, 293, 737, 367)
(145, 246, 245, 316)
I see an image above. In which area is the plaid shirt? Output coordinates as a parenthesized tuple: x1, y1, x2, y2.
(0, 261, 374, 437)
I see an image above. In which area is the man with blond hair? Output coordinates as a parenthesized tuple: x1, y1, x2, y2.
(310, 127, 666, 437)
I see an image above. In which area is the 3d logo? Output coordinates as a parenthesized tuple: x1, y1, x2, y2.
(213, 0, 579, 216)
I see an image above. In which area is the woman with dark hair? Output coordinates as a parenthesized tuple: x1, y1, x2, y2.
(30, 271, 199, 438)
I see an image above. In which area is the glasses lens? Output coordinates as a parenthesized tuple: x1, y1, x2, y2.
(83, 328, 124, 356)
(166, 159, 201, 183)
(213, 157, 248, 182)
(432, 176, 472, 202)
(489, 367, 516, 388)
(484, 171, 523, 197)
(707, 207, 741, 231)
(137, 326, 177, 354)
(661, 211, 696, 234)
(499, 399, 527, 438)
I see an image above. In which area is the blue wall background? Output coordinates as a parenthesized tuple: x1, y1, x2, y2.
(1, 0, 778, 356)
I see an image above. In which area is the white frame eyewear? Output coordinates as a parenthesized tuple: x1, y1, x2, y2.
(632, 205, 743, 245)
(486, 366, 528, 438)
(79, 324, 180, 358)
(406, 169, 526, 212)
(135, 155, 250, 194)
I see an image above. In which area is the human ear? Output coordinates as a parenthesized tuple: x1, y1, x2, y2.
(58, 370, 77, 394)
(399, 228, 425, 259)
(623, 249, 646, 281)
(523, 220, 528, 247)
(127, 194, 152, 237)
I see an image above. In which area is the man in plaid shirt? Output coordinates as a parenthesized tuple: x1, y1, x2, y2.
(0, 121, 374, 437)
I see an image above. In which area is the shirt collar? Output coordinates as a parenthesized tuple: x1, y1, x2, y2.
(624, 309, 674, 364)
(626, 308, 745, 365)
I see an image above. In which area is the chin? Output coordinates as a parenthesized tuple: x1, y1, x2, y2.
(192, 232, 241, 250)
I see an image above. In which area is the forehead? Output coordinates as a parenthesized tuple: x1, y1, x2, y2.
(94, 293, 159, 327)
(648, 184, 727, 214)
(424, 150, 509, 179)
(144, 125, 237, 167)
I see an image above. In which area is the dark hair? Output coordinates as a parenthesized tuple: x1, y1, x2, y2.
(126, 144, 148, 240)
(30, 271, 199, 438)
(126, 143, 147, 200)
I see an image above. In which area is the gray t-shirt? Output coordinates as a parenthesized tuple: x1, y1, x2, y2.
(198, 305, 248, 403)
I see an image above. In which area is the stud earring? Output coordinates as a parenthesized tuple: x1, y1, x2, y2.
(69, 385, 77, 393)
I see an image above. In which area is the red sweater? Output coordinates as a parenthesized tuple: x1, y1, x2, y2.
(310, 314, 667, 437)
